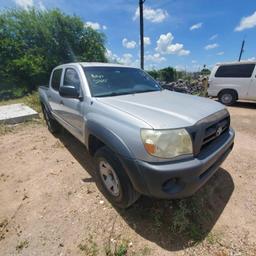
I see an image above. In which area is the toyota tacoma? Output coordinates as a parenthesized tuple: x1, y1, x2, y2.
(39, 63, 235, 208)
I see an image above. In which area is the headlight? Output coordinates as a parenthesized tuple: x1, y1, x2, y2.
(141, 128, 193, 159)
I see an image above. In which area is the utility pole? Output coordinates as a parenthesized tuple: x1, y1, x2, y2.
(139, 0, 145, 69)
(238, 40, 245, 62)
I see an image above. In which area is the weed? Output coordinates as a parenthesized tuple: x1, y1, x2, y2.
(0, 118, 43, 136)
(0, 219, 9, 241)
(0, 123, 14, 136)
(23, 92, 41, 113)
(53, 141, 64, 148)
(105, 239, 128, 256)
(134, 246, 151, 256)
(115, 242, 128, 256)
(187, 222, 203, 242)
(151, 209, 162, 229)
(16, 239, 29, 252)
(168, 198, 209, 242)
(170, 200, 190, 233)
(78, 235, 99, 256)
(206, 231, 222, 245)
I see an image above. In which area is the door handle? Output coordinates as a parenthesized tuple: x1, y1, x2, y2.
(60, 100, 64, 105)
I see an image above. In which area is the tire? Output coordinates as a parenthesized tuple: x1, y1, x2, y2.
(94, 146, 140, 208)
(42, 104, 61, 134)
(218, 90, 237, 106)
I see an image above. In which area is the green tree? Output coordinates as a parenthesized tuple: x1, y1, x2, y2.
(201, 65, 211, 76)
(159, 67, 176, 82)
(0, 8, 107, 92)
(147, 69, 159, 80)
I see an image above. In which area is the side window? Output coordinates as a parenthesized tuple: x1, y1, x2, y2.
(51, 69, 62, 91)
(215, 64, 255, 78)
(63, 68, 81, 91)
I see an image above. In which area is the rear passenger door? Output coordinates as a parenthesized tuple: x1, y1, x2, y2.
(48, 68, 63, 118)
(58, 67, 84, 139)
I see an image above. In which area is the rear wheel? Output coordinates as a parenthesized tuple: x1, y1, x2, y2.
(94, 146, 140, 208)
(42, 105, 61, 134)
(218, 90, 237, 105)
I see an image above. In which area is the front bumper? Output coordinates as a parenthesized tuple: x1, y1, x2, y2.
(121, 128, 235, 199)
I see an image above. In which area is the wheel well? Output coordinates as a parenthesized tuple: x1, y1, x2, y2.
(218, 89, 238, 100)
(40, 101, 45, 109)
(88, 135, 105, 156)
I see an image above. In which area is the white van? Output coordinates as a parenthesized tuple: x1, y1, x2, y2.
(208, 61, 256, 105)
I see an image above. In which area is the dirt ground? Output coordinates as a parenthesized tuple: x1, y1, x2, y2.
(1, 102, 256, 256)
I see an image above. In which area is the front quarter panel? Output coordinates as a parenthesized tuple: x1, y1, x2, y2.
(85, 100, 172, 162)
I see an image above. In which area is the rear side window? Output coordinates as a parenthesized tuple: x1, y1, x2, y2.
(51, 69, 62, 91)
(215, 64, 255, 78)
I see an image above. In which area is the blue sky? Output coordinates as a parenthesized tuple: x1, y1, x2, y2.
(1, 0, 256, 71)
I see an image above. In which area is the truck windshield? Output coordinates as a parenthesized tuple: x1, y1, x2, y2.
(83, 67, 161, 97)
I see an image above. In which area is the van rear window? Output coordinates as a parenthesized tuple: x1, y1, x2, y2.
(215, 64, 255, 78)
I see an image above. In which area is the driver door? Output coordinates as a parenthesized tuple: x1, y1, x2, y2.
(58, 67, 84, 139)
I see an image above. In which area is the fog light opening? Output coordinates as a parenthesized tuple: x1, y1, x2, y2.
(162, 178, 183, 194)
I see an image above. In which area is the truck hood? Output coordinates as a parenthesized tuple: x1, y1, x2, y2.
(96, 90, 225, 129)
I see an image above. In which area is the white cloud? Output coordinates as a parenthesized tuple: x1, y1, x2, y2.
(144, 37, 151, 46)
(204, 43, 219, 50)
(38, 1, 46, 11)
(175, 65, 185, 71)
(118, 53, 139, 66)
(248, 57, 256, 61)
(105, 49, 139, 67)
(209, 34, 218, 40)
(145, 53, 166, 63)
(84, 21, 100, 30)
(105, 49, 119, 63)
(14, 0, 33, 9)
(155, 32, 190, 56)
(217, 51, 224, 56)
(235, 11, 256, 31)
(190, 22, 203, 31)
(122, 38, 137, 49)
(133, 5, 168, 23)
(178, 49, 190, 56)
(84, 21, 107, 30)
(14, 0, 47, 11)
(118, 53, 133, 65)
(192, 60, 197, 64)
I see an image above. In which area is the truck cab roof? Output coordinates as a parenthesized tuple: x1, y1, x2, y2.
(54, 62, 135, 69)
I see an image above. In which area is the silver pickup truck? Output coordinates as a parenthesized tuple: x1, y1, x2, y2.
(39, 62, 235, 208)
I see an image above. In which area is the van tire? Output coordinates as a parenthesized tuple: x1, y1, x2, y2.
(218, 90, 237, 106)
(42, 104, 61, 134)
(94, 146, 140, 208)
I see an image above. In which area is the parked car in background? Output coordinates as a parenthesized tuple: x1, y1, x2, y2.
(208, 61, 256, 105)
(39, 63, 235, 208)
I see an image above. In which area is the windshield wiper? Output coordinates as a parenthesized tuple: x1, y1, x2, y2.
(96, 91, 132, 97)
(133, 89, 159, 94)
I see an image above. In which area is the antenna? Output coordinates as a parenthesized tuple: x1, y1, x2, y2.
(139, 0, 145, 69)
(238, 39, 245, 62)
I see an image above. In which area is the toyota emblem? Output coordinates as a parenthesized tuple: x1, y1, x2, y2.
(216, 127, 223, 137)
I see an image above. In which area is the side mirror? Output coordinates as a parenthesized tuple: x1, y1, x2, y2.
(59, 86, 80, 99)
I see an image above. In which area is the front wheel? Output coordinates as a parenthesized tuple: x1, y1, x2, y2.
(94, 146, 140, 208)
